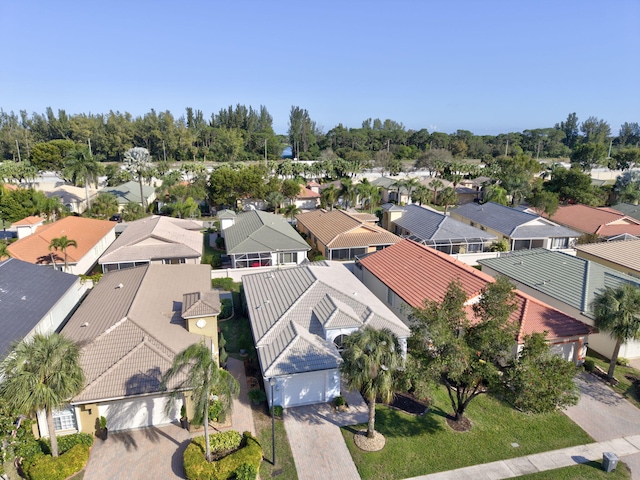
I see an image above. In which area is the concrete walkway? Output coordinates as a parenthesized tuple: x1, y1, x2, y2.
(284, 386, 368, 480)
(405, 435, 640, 479)
(227, 356, 256, 435)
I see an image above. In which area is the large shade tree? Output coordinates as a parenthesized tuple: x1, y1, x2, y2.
(162, 341, 239, 462)
(591, 283, 640, 379)
(0, 333, 84, 458)
(340, 326, 402, 440)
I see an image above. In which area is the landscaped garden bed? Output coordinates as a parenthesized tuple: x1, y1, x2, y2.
(342, 386, 593, 480)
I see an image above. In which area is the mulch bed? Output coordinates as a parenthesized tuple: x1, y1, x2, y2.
(445, 415, 472, 432)
(386, 393, 429, 415)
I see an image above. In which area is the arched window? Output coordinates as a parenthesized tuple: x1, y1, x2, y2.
(334, 334, 348, 352)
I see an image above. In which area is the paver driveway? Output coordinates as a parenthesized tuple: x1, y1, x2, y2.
(84, 423, 191, 480)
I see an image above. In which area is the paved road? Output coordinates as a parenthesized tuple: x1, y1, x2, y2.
(284, 387, 368, 480)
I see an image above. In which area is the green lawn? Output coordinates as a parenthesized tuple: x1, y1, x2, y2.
(254, 407, 298, 480)
(514, 460, 631, 479)
(586, 349, 640, 409)
(343, 387, 593, 480)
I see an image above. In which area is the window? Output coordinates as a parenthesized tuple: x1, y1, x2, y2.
(278, 252, 297, 264)
(53, 406, 77, 431)
(387, 287, 395, 306)
(334, 334, 348, 352)
(163, 258, 186, 265)
(551, 237, 569, 249)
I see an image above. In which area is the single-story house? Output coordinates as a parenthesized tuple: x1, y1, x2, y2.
(37, 264, 220, 438)
(356, 239, 594, 363)
(371, 176, 455, 205)
(242, 261, 410, 408)
(296, 209, 401, 261)
(381, 203, 496, 254)
(12, 215, 45, 239)
(99, 216, 203, 272)
(38, 184, 98, 214)
(451, 202, 580, 251)
(0, 258, 88, 360)
(220, 210, 310, 268)
(7, 216, 116, 274)
(543, 204, 640, 239)
(575, 238, 640, 279)
(98, 181, 157, 211)
(478, 249, 640, 359)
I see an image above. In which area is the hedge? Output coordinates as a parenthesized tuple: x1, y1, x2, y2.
(39, 432, 94, 455)
(23, 444, 90, 480)
(184, 431, 262, 480)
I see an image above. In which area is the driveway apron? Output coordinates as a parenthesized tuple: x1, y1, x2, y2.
(284, 388, 368, 480)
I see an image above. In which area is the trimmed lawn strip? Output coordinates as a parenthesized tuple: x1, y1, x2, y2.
(253, 407, 298, 480)
(514, 460, 631, 479)
(219, 312, 254, 359)
(586, 349, 640, 409)
(343, 387, 593, 480)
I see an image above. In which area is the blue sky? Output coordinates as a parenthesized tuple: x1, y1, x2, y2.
(1, 0, 638, 136)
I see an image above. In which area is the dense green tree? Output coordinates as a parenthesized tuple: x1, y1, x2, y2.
(591, 284, 640, 379)
(29, 139, 76, 172)
(0, 333, 84, 458)
(409, 278, 518, 424)
(580, 116, 611, 145)
(162, 341, 239, 462)
(615, 171, 640, 204)
(527, 190, 559, 218)
(340, 326, 402, 439)
(483, 184, 508, 205)
(504, 333, 579, 413)
(414, 148, 453, 174)
(617, 122, 640, 147)
(570, 143, 607, 171)
(281, 179, 301, 204)
(555, 112, 580, 149)
(543, 167, 603, 205)
(611, 148, 640, 171)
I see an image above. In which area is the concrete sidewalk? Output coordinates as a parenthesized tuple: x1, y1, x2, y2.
(405, 435, 640, 479)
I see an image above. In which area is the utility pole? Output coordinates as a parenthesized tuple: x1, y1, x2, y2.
(163, 141, 167, 162)
(505, 139, 509, 157)
(15, 139, 21, 162)
(608, 139, 613, 159)
(264, 138, 267, 163)
(87, 138, 93, 156)
(536, 141, 541, 160)
(387, 139, 390, 152)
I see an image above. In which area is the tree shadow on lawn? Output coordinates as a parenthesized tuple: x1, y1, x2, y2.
(365, 406, 444, 438)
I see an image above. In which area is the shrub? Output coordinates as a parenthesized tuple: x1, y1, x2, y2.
(233, 463, 257, 480)
(211, 278, 237, 292)
(208, 400, 226, 423)
(584, 358, 595, 372)
(215, 237, 225, 249)
(247, 389, 266, 404)
(39, 432, 93, 456)
(333, 395, 346, 407)
(617, 357, 630, 367)
(219, 299, 232, 319)
(183, 431, 261, 480)
(23, 444, 90, 480)
(270, 405, 283, 418)
(14, 438, 43, 463)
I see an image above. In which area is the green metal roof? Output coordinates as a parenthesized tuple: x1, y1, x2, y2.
(478, 249, 640, 317)
(224, 210, 310, 255)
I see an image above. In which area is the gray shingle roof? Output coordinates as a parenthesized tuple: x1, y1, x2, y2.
(452, 202, 579, 239)
(62, 264, 214, 404)
(0, 259, 79, 359)
(612, 203, 640, 221)
(98, 181, 155, 205)
(393, 204, 496, 242)
(242, 262, 409, 377)
(224, 210, 309, 255)
(182, 291, 221, 318)
(478, 249, 640, 316)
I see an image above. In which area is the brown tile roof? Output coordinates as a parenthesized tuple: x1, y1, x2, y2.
(12, 216, 44, 226)
(296, 185, 320, 199)
(62, 264, 214, 404)
(296, 209, 400, 249)
(360, 239, 593, 341)
(549, 205, 640, 237)
(576, 238, 640, 273)
(7, 216, 116, 265)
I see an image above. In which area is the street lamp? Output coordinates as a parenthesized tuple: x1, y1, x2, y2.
(269, 377, 277, 465)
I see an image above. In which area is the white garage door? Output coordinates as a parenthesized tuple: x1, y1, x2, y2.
(282, 371, 327, 408)
(98, 396, 181, 432)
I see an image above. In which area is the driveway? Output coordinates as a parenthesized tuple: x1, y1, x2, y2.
(284, 387, 368, 480)
(84, 423, 191, 480)
(564, 372, 640, 479)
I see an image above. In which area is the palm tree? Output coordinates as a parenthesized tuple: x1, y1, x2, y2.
(411, 184, 430, 206)
(63, 146, 102, 210)
(162, 341, 239, 462)
(439, 186, 458, 213)
(0, 333, 84, 458)
(591, 284, 640, 379)
(483, 184, 509, 205)
(340, 326, 402, 440)
(282, 203, 301, 222)
(402, 177, 421, 203)
(429, 179, 444, 204)
(265, 191, 285, 214)
(340, 178, 358, 209)
(0, 242, 10, 260)
(122, 201, 146, 222)
(48, 235, 77, 272)
(124, 147, 152, 210)
(39, 195, 64, 222)
(320, 185, 338, 211)
(87, 192, 119, 219)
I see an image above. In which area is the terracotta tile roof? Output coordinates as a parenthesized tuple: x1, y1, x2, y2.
(550, 204, 640, 237)
(360, 239, 593, 341)
(12, 216, 44, 226)
(296, 185, 320, 199)
(7, 216, 116, 265)
(296, 209, 400, 249)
